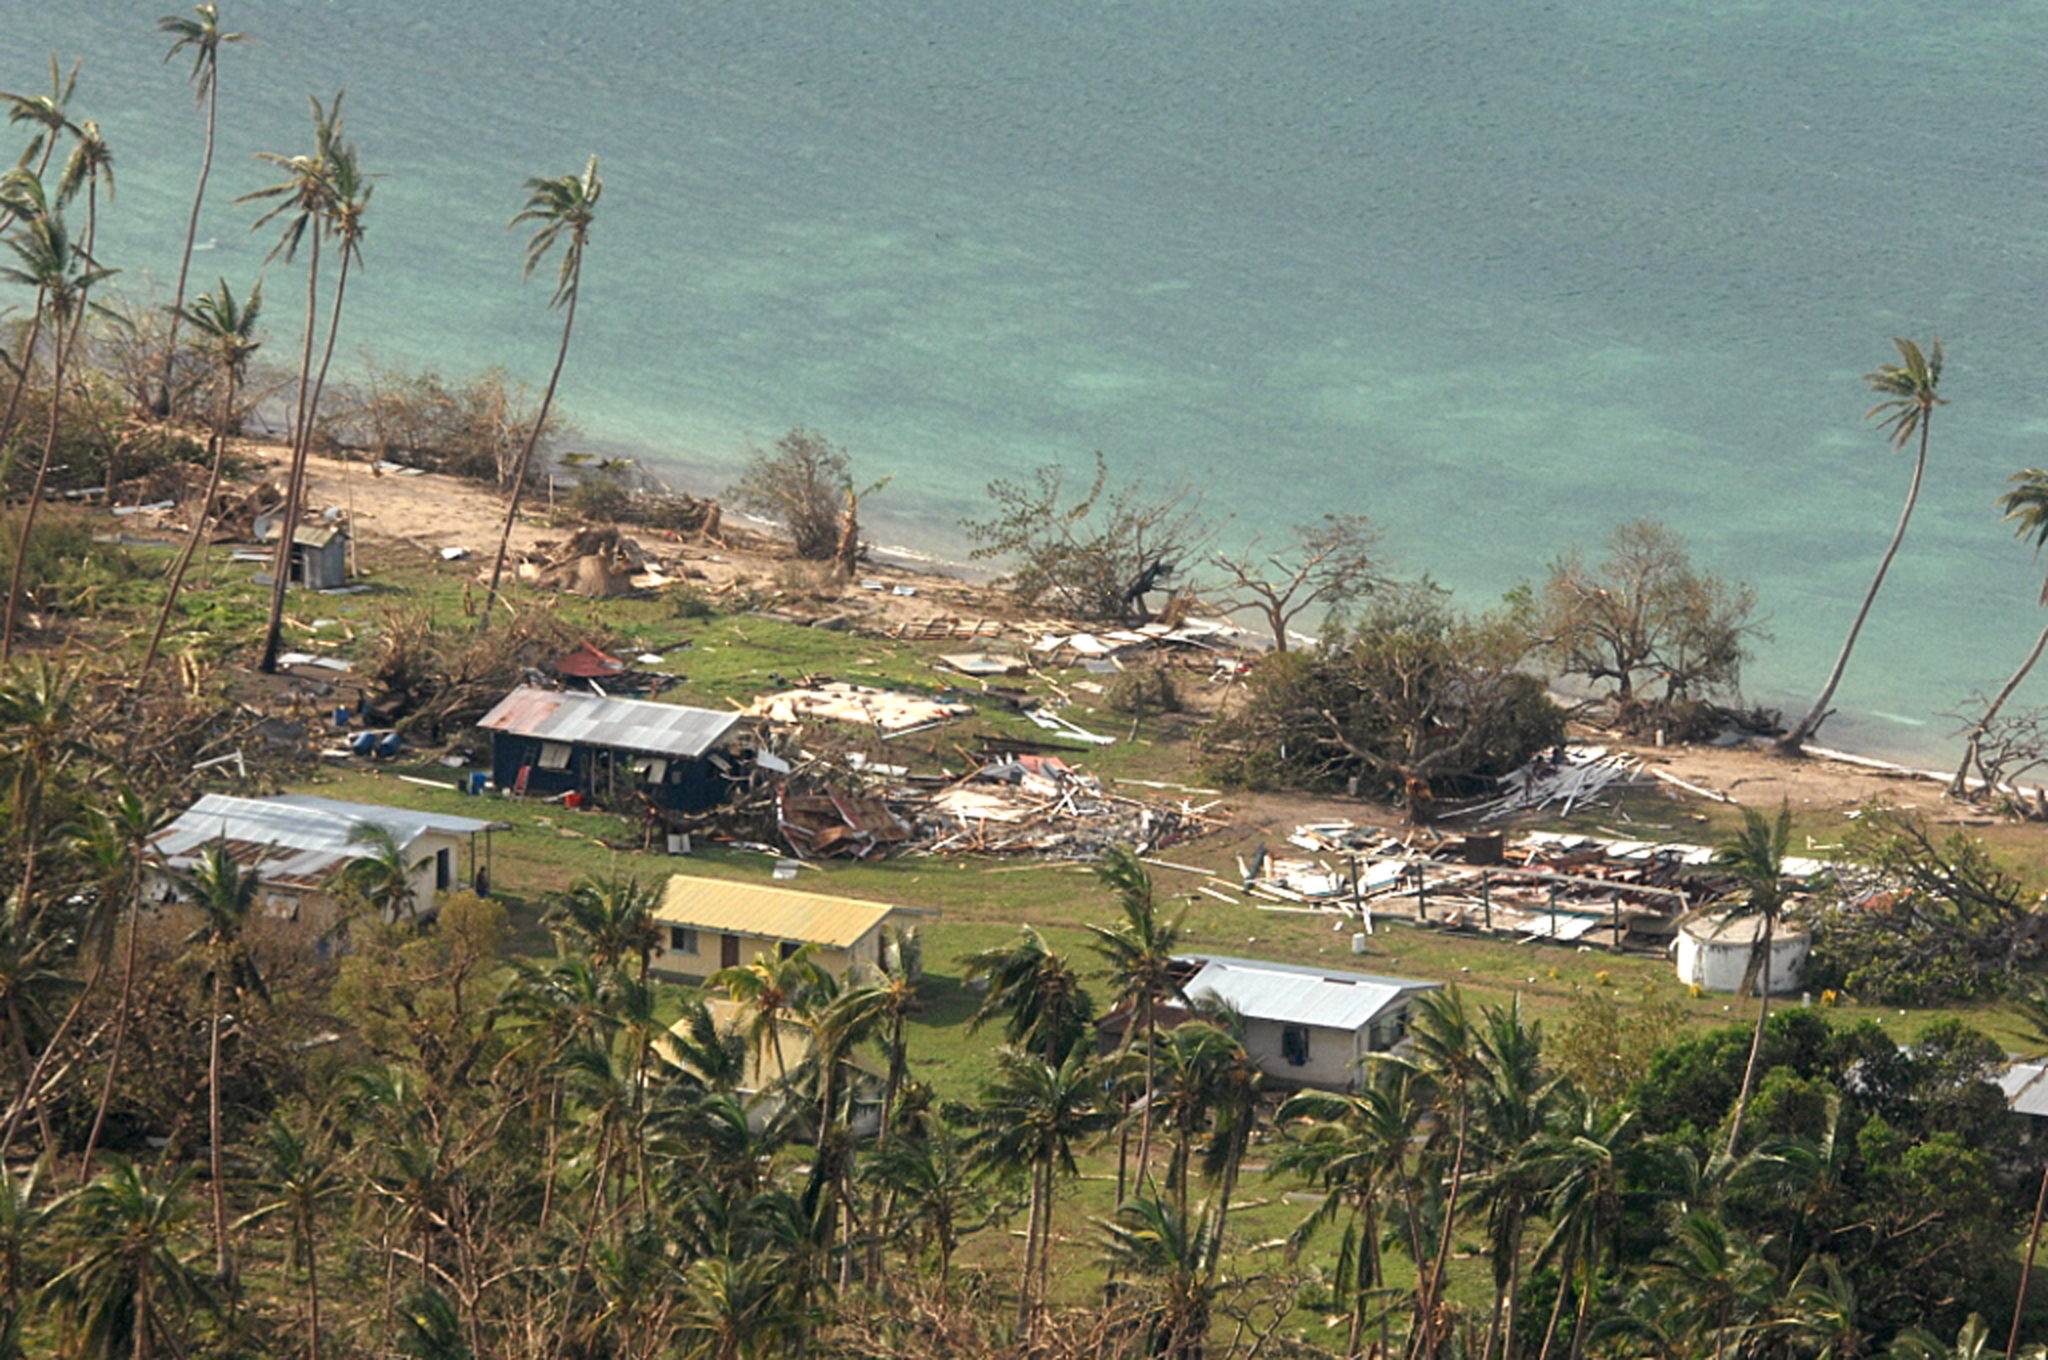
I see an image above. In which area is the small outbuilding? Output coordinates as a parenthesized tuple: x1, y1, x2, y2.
(1674, 912, 1810, 995)
(1101, 955, 1441, 1092)
(477, 684, 748, 810)
(649, 874, 936, 984)
(255, 517, 351, 590)
(150, 793, 504, 943)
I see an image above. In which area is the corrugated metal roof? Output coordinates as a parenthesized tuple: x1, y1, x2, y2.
(478, 685, 742, 759)
(655, 875, 909, 949)
(153, 794, 500, 875)
(2002, 1061, 2048, 1118)
(1180, 955, 1438, 1032)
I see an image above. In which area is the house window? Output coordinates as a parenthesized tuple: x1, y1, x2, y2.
(669, 926, 698, 955)
(537, 741, 572, 770)
(778, 940, 800, 961)
(1281, 1024, 1311, 1068)
(435, 848, 453, 892)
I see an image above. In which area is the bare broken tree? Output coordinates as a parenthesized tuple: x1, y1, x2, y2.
(1209, 513, 1383, 651)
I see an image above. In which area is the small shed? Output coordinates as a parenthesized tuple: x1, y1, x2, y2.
(1674, 912, 1809, 994)
(649, 874, 936, 984)
(149, 793, 504, 942)
(477, 684, 748, 810)
(255, 517, 350, 590)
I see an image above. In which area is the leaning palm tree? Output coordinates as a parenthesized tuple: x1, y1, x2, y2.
(237, 1113, 350, 1360)
(1, 207, 115, 662)
(0, 56, 80, 216)
(1713, 800, 1793, 1157)
(157, 4, 246, 416)
(1781, 337, 1945, 754)
(1953, 469, 2048, 797)
(544, 873, 659, 979)
(480, 155, 601, 632)
(140, 276, 260, 676)
(710, 945, 827, 1088)
(240, 92, 342, 674)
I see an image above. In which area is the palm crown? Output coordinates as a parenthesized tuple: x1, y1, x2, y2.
(1863, 336, 1945, 450)
(514, 155, 602, 308)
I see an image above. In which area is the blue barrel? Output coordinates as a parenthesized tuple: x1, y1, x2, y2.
(350, 731, 377, 756)
(465, 771, 489, 796)
(331, 706, 351, 728)
(376, 731, 402, 759)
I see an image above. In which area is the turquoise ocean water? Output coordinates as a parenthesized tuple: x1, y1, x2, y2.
(11, 2, 2048, 765)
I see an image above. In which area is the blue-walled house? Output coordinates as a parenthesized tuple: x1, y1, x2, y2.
(478, 685, 749, 811)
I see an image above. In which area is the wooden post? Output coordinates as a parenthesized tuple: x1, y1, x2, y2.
(1482, 872, 1491, 933)
(1548, 879, 1559, 937)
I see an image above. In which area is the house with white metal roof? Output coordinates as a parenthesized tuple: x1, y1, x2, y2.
(650, 874, 936, 984)
(151, 793, 504, 941)
(1104, 955, 1440, 1092)
(477, 685, 749, 810)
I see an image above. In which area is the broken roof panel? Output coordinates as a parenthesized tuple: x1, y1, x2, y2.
(1180, 955, 1439, 1032)
(478, 685, 743, 758)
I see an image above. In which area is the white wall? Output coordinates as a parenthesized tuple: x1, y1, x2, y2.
(1243, 1017, 1362, 1091)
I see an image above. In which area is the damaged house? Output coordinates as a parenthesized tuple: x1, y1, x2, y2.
(478, 685, 751, 810)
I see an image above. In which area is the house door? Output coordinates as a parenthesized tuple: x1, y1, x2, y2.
(721, 934, 741, 968)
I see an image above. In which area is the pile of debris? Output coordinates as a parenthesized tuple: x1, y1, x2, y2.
(747, 682, 976, 736)
(913, 754, 1222, 857)
(514, 526, 672, 599)
(1210, 819, 1821, 954)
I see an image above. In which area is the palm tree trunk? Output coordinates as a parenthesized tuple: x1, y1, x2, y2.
(1536, 1251, 1572, 1360)
(141, 374, 237, 676)
(1018, 1160, 1045, 1336)
(81, 882, 144, 1182)
(0, 305, 45, 464)
(257, 231, 322, 674)
(480, 264, 579, 633)
(1725, 917, 1775, 1158)
(2009, 1162, 2048, 1360)
(208, 967, 231, 1285)
(1137, 992, 1158, 1192)
(161, 63, 219, 415)
(1781, 418, 1931, 754)
(1414, 1095, 1470, 1360)
(306, 1219, 324, 1360)
(2, 303, 77, 662)
(1953, 621, 2048, 797)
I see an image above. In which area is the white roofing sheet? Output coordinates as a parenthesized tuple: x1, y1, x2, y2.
(2001, 1061, 2048, 1118)
(478, 685, 742, 758)
(155, 793, 498, 863)
(1181, 955, 1437, 1032)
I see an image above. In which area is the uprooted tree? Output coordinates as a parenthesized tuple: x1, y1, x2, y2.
(1803, 804, 2044, 1004)
(962, 450, 1203, 624)
(1209, 512, 1385, 651)
(1204, 582, 1563, 818)
(1537, 517, 1761, 735)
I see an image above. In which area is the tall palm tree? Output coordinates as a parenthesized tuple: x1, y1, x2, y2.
(1273, 1063, 1426, 1360)
(968, 1046, 1111, 1338)
(1714, 800, 1794, 1157)
(179, 838, 268, 1286)
(1397, 986, 1487, 1360)
(56, 117, 113, 260)
(1953, 469, 2048, 797)
(237, 1113, 350, 1360)
(0, 172, 48, 463)
(140, 277, 260, 676)
(78, 789, 166, 1183)
(241, 92, 342, 674)
(962, 924, 1095, 1065)
(480, 155, 601, 633)
(1088, 843, 1186, 1202)
(1464, 997, 1564, 1360)
(1532, 1096, 1639, 1360)
(0, 206, 116, 662)
(1782, 337, 1945, 754)
(45, 1157, 213, 1360)
(157, 4, 246, 416)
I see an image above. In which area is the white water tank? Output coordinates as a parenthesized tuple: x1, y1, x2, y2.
(1675, 913, 1809, 994)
